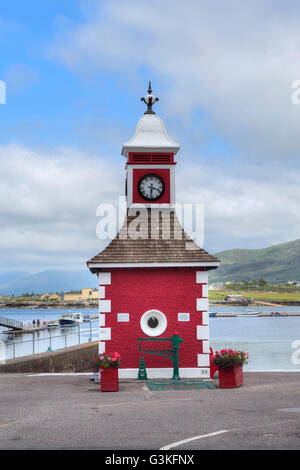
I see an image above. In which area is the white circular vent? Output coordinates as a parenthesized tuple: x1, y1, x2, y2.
(140, 309, 167, 337)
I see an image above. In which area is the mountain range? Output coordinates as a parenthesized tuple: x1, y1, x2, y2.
(0, 270, 98, 296)
(1, 238, 299, 295)
(209, 238, 300, 282)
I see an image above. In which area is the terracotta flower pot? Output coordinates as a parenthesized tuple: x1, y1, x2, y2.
(218, 365, 243, 388)
(100, 367, 119, 392)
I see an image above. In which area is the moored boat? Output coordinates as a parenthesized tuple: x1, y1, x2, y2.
(59, 313, 83, 326)
(46, 322, 60, 329)
(270, 311, 287, 317)
(237, 309, 261, 317)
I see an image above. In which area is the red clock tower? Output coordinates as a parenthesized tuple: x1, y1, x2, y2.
(87, 83, 220, 379)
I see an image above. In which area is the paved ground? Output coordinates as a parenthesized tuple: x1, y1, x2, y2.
(0, 372, 299, 451)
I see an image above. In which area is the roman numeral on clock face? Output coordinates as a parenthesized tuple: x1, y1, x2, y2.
(138, 174, 165, 201)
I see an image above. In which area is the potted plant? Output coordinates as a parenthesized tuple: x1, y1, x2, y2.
(211, 349, 249, 388)
(93, 352, 121, 392)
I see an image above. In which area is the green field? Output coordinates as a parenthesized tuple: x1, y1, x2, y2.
(0, 296, 57, 303)
(209, 290, 300, 303)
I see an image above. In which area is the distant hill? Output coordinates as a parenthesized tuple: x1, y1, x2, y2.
(209, 239, 300, 282)
(0, 270, 99, 296)
(2, 238, 300, 293)
(0, 271, 29, 288)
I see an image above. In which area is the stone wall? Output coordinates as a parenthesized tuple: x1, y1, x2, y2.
(0, 341, 98, 373)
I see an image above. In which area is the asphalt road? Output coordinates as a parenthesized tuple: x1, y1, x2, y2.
(0, 372, 299, 451)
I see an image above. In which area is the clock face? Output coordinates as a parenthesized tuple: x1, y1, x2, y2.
(137, 173, 165, 201)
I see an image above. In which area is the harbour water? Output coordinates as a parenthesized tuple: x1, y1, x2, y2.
(0, 306, 300, 371)
(0, 308, 99, 361)
(210, 306, 300, 371)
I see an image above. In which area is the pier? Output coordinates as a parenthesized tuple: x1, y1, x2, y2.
(213, 312, 300, 317)
(0, 316, 23, 331)
(2, 314, 99, 336)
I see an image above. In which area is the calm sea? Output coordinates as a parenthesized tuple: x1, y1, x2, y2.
(0, 306, 300, 370)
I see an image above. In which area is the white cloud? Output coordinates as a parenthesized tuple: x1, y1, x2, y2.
(49, 0, 300, 161)
(0, 143, 122, 270)
(2, 1, 300, 270)
(176, 160, 300, 252)
(1, 142, 299, 272)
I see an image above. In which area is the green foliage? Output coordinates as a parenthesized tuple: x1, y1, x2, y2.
(212, 349, 249, 370)
(209, 289, 300, 302)
(210, 238, 300, 283)
(93, 352, 121, 370)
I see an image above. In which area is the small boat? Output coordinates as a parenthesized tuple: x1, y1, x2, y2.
(270, 311, 287, 317)
(209, 312, 217, 317)
(2, 330, 14, 339)
(237, 309, 261, 317)
(46, 322, 60, 329)
(59, 313, 83, 326)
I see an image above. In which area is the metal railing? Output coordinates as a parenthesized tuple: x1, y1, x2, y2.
(4, 322, 98, 360)
(0, 316, 23, 330)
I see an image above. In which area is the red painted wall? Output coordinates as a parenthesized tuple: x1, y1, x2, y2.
(101, 267, 207, 370)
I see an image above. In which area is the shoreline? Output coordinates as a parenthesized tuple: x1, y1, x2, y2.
(0, 301, 98, 309)
(1, 300, 300, 309)
(210, 300, 300, 307)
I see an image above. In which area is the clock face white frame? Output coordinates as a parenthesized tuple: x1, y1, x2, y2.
(137, 173, 165, 201)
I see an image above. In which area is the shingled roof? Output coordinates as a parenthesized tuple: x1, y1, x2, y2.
(87, 210, 219, 271)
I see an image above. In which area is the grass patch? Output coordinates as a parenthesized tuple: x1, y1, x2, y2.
(209, 290, 300, 303)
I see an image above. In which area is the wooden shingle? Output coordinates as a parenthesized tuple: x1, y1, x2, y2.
(87, 211, 219, 271)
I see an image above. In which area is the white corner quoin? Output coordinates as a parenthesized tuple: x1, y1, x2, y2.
(98, 272, 111, 285)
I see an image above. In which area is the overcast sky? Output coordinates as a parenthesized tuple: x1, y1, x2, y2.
(1, 0, 300, 272)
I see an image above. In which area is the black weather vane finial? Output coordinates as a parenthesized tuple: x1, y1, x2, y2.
(141, 81, 159, 114)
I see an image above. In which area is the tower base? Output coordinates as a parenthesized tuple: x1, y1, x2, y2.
(119, 367, 210, 379)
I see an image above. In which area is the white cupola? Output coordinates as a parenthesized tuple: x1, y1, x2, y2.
(122, 82, 180, 158)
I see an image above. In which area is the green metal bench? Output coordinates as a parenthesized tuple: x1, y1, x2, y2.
(137, 333, 183, 380)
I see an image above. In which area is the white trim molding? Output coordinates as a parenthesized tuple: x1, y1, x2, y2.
(196, 298, 208, 311)
(90, 262, 219, 269)
(118, 367, 210, 379)
(202, 311, 209, 325)
(99, 327, 111, 341)
(99, 314, 105, 327)
(98, 286, 105, 299)
(202, 340, 210, 354)
(197, 325, 209, 340)
(98, 272, 111, 285)
(196, 271, 208, 284)
(202, 284, 208, 298)
(197, 354, 210, 367)
(99, 300, 111, 313)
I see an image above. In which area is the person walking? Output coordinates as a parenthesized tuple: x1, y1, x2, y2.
(37, 319, 40, 328)
(32, 319, 36, 328)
